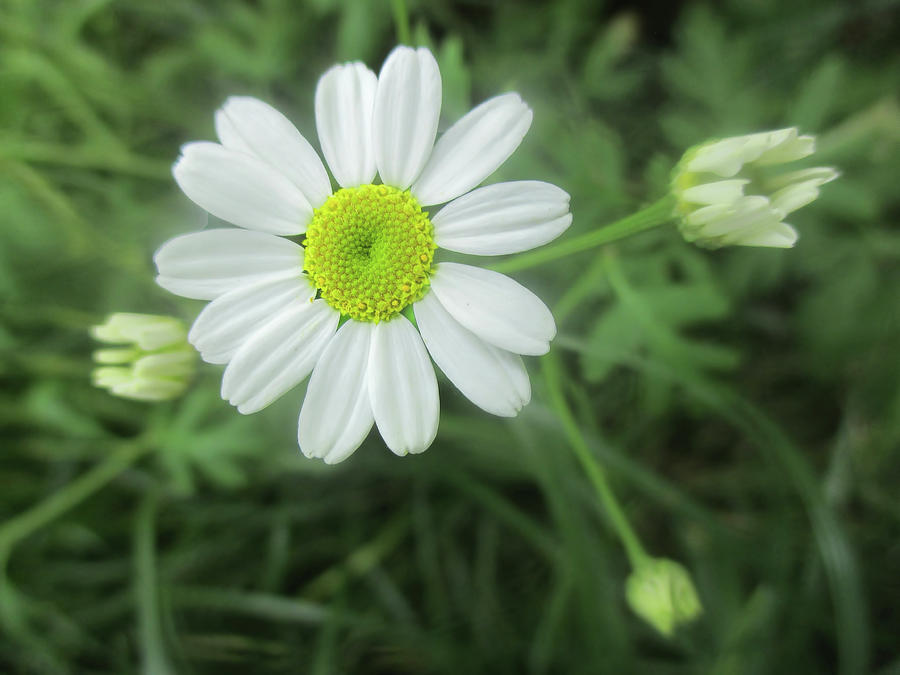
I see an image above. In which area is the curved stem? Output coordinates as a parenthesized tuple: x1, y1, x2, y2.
(0, 442, 152, 557)
(542, 351, 648, 568)
(491, 195, 675, 274)
(135, 489, 175, 675)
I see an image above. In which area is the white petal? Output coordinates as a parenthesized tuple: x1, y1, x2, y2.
(685, 196, 768, 227)
(315, 62, 378, 188)
(684, 203, 731, 227)
(696, 197, 782, 238)
(684, 138, 748, 177)
(372, 46, 441, 189)
(429, 263, 556, 356)
(754, 134, 815, 166)
(111, 378, 187, 402)
(769, 182, 821, 215)
(685, 129, 797, 177)
(188, 275, 314, 364)
(92, 366, 131, 388)
(432, 181, 572, 255)
(415, 291, 530, 417)
(214, 97, 332, 208)
(679, 179, 748, 205)
(412, 93, 533, 206)
(154, 229, 304, 300)
(133, 352, 194, 379)
(173, 142, 312, 235)
(729, 222, 798, 248)
(368, 316, 439, 456)
(764, 166, 839, 190)
(298, 321, 375, 464)
(92, 314, 186, 350)
(222, 300, 339, 414)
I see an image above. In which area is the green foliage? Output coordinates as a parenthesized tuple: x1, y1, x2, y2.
(1, 0, 898, 673)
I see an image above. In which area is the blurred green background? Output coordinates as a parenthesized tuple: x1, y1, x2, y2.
(1, 0, 899, 672)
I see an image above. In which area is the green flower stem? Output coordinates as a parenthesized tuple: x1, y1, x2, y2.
(390, 0, 411, 44)
(490, 195, 675, 274)
(542, 351, 649, 569)
(135, 489, 175, 675)
(0, 442, 152, 559)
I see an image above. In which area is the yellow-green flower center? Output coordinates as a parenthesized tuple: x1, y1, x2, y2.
(303, 184, 436, 323)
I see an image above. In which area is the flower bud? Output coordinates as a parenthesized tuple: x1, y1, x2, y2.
(91, 313, 195, 401)
(625, 557, 702, 636)
(672, 128, 838, 248)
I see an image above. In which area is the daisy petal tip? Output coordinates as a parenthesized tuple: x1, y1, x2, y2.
(298, 442, 316, 460)
(408, 440, 434, 456)
(529, 340, 552, 357)
(176, 140, 215, 158)
(185, 324, 201, 348)
(322, 442, 362, 465)
(399, 430, 438, 457)
(222, 94, 257, 108)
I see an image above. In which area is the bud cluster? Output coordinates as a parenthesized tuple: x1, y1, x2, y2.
(91, 313, 196, 402)
(672, 128, 838, 248)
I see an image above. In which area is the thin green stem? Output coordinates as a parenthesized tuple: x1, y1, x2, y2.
(542, 351, 648, 568)
(390, 0, 411, 44)
(490, 195, 675, 274)
(0, 442, 152, 557)
(135, 489, 175, 675)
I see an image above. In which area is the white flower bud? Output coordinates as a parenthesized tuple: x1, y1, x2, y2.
(91, 313, 195, 402)
(625, 557, 702, 636)
(672, 128, 838, 249)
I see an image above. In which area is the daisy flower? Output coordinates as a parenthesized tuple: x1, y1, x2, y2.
(155, 46, 572, 463)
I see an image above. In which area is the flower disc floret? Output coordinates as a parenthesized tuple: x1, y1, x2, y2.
(303, 184, 436, 322)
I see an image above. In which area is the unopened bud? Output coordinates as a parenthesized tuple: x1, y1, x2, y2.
(672, 128, 837, 249)
(625, 557, 702, 636)
(91, 313, 195, 402)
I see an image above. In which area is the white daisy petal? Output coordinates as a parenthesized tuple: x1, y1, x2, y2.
(415, 292, 530, 417)
(315, 62, 378, 188)
(429, 263, 556, 356)
(754, 133, 815, 166)
(132, 352, 195, 379)
(697, 197, 779, 237)
(769, 182, 822, 215)
(763, 167, 839, 191)
(188, 275, 314, 364)
(686, 128, 802, 177)
(368, 316, 439, 456)
(727, 222, 798, 248)
(214, 96, 332, 208)
(173, 142, 312, 235)
(684, 196, 769, 227)
(222, 300, 339, 414)
(373, 46, 441, 189)
(432, 181, 572, 255)
(680, 179, 748, 205)
(154, 229, 304, 300)
(298, 321, 375, 464)
(411, 93, 533, 206)
(684, 137, 748, 177)
(110, 377, 187, 402)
